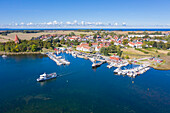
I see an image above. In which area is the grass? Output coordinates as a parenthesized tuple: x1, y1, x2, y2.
(0, 31, 94, 42)
(122, 48, 152, 59)
(135, 48, 149, 54)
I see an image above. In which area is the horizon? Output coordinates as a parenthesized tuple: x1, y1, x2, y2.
(0, 0, 170, 28)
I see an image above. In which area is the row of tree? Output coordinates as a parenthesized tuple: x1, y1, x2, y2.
(0, 39, 54, 52)
(142, 41, 170, 49)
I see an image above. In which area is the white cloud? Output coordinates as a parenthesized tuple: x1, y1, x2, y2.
(47, 22, 53, 25)
(114, 22, 118, 26)
(27, 22, 33, 25)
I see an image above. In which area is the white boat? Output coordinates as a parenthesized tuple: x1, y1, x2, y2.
(37, 72, 57, 82)
(2, 55, 7, 58)
(114, 68, 121, 73)
(89, 57, 96, 62)
(72, 54, 77, 58)
(60, 59, 70, 65)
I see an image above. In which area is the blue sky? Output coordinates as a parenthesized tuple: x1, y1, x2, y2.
(0, 0, 170, 25)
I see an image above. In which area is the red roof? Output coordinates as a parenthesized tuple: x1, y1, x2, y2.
(136, 42, 143, 45)
(14, 35, 19, 43)
(92, 43, 98, 45)
(80, 43, 89, 46)
(83, 46, 91, 49)
(77, 45, 82, 48)
(129, 42, 135, 45)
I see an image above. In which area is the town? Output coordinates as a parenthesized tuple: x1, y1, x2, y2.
(0, 30, 169, 71)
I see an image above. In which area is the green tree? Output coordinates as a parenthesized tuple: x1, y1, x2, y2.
(89, 42, 92, 47)
(31, 44, 37, 52)
(123, 39, 128, 45)
(0, 44, 5, 51)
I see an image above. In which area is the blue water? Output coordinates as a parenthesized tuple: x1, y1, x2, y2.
(0, 28, 170, 31)
(0, 53, 170, 113)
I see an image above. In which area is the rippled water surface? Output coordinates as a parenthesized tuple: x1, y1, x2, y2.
(0, 53, 170, 113)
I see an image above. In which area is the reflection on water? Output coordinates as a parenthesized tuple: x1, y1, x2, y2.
(0, 53, 170, 113)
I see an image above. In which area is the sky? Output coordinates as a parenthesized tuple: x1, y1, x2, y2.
(0, 0, 170, 26)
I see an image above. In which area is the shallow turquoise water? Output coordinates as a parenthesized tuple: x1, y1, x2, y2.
(0, 53, 170, 113)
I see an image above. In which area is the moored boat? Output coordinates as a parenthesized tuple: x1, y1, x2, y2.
(2, 55, 7, 58)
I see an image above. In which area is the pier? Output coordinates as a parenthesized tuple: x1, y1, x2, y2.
(46, 52, 70, 65)
(114, 65, 150, 78)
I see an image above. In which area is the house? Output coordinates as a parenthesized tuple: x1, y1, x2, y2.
(76, 45, 82, 51)
(128, 42, 143, 48)
(14, 35, 20, 44)
(76, 43, 94, 52)
(82, 46, 94, 52)
(128, 42, 135, 47)
(92, 43, 98, 47)
(95, 46, 101, 52)
(128, 35, 145, 38)
(153, 58, 163, 63)
(76, 45, 93, 52)
(135, 42, 143, 48)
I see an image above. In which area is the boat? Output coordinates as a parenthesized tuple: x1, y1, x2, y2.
(114, 68, 121, 74)
(92, 61, 103, 68)
(2, 55, 7, 58)
(37, 72, 57, 82)
(89, 57, 96, 62)
(72, 53, 77, 58)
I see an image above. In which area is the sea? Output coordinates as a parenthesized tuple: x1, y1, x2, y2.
(0, 53, 170, 113)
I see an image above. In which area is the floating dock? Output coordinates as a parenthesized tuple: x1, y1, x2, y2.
(92, 62, 104, 68)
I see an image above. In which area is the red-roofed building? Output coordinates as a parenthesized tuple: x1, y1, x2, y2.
(110, 55, 121, 61)
(128, 42, 143, 48)
(80, 43, 89, 47)
(92, 43, 98, 47)
(14, 35, 20, 44)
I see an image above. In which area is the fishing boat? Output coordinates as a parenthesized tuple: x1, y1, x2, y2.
(37, 72, 57, 82)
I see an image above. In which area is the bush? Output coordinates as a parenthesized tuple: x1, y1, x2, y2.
(125, 55, 130, 59)
(167, 52, 170, 56)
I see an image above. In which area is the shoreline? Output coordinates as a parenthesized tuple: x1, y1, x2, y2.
(1, 51, 169, 70)
(150, 66, 170, 70)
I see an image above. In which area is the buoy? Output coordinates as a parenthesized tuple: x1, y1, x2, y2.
(147, 88, 149, 91)
(132, 81, 134, 84)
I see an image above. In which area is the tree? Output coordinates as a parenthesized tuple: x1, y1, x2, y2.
(123, 39, 128, 45)
(31, 44, 37, 52)
(0, 44, 5, 51)
(5, 45, 10, 52)
(70, 32, 75, 36)
(125, 55, 130, 59)
(93, 34, 97, 39)
(111, 41, 114, 45)
(80, 34, 85, 38)
(89, 42, 92, 47)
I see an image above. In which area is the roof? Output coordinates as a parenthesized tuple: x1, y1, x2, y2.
(83, 46, 91, 49)
(136, 42, 143, 45)
(92, 43, 98, 45)
(128, 42, 135, 45)
(80, 43, 89, 46)
(14, 35, 19, 43)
